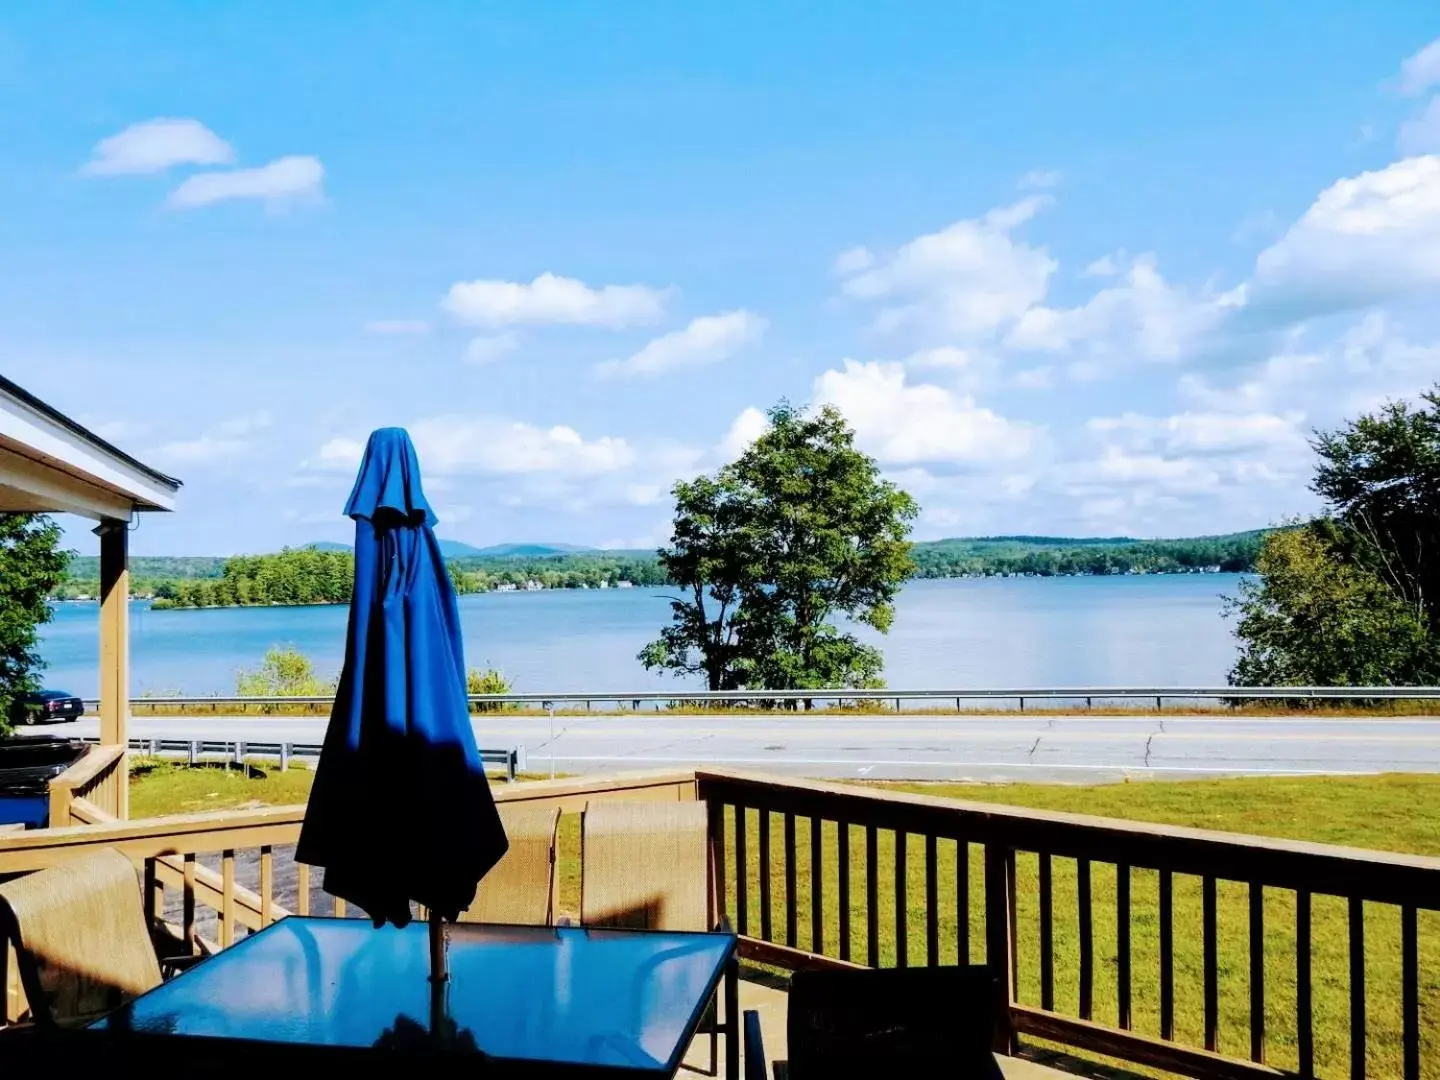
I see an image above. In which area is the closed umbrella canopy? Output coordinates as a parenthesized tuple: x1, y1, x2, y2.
(297, 427, 508, 927)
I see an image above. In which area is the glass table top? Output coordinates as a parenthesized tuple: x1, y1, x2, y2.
(96, 918, 734, 1073)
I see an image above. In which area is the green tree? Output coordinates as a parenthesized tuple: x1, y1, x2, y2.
(1310, 389, 1440, 635)
(235, 646, 339, 697)
(0, 514, 70, 730)
(1228, 387, 1440, 687)
(1226, 525, 1432, 686)
(640, 402, 918, 692)
(466, 667, 512, 712)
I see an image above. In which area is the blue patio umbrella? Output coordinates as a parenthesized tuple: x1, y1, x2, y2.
(296, 428, 509, 947)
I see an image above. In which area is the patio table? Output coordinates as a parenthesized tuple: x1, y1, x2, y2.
(14, 917, 739, 1078)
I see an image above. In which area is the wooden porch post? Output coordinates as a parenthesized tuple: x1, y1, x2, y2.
(98, 518, 130, 819)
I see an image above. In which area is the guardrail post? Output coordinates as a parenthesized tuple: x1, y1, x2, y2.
(507, 749, 517, 784)
(188, 740, 198, 766)
(280, 744, 291, 772)
(233, 741, 246, 769)
(1018, 697, 1025, 712)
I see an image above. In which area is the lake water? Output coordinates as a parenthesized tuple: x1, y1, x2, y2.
(35, 575, 1246, 698)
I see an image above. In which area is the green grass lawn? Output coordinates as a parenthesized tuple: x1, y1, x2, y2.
(127, 765, 1440, 1077)
(128, 758, 317, 818)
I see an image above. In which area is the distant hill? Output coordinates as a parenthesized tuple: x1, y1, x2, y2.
(469, 542, 594, 557)
(59, 531, 1272, 596)
(301, 540, 594, 558)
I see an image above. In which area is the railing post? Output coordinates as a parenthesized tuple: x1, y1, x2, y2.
(47, 776, 74, 829)
(280, 743, 291, 772)
(984, 843, 1017, 1055)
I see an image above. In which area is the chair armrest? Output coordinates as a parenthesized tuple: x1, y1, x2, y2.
(743, 1009, 767, 1080)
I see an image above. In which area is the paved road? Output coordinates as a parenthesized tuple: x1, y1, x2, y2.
(39, 713, 1440, 782)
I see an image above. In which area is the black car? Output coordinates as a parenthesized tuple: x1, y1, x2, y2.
(9, 689, 85, 725)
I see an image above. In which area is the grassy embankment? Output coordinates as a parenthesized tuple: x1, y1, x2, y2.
(128, 765, 1440, 1078)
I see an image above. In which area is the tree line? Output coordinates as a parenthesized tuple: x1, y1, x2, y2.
(911, 532, 1263, 578)
(123, 548, 671, 609)
(55, 533, 1263, 608)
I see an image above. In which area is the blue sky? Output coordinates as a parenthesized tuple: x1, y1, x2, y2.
(4, 5, 1440, 556)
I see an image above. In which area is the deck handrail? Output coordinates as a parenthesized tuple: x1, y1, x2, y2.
(47, 744, 126, 825)
(694, 767, 1439, 1080)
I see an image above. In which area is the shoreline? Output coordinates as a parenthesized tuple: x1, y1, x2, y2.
(52, 566, 1248, 612)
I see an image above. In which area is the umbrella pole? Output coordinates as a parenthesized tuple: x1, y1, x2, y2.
(428, 909, 449, 984)
(428, 910, 449, 1048)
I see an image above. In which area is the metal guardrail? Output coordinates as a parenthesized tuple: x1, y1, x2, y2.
(85, 685, 1440, 713)
(85, 736, 525, 783)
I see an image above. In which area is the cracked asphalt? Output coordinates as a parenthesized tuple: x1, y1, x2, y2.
(44, 713, 1440, 782)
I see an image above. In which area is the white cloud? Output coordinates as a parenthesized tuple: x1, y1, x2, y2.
(1013, 366, 1055, 390)
(318, 437, 365, 468)
(1399, 98, 1440, 155)
(1018, 168, 1063, 190)
(1083, 253, 1123, 278)
(442, 272, 668, 329)
(1006, 253, 1242, 364)
(1231, 210, 1281, 246)
(168, 155, 325, 208)
(624, 484, 665, 506)
(152, 412, 272, 463)
(812, 360, 1035, 466)
(408, 416, 634, 476)
(82, 118, 234, 176)
(1088, 410, 1307, 457)
(905, 346, 977, 369)
(365, 320, 431, 335)
(838, 197, 1057, 338)
(1398, 37, 1440, 97)
(465, 333, 519, 364)
(1249, 155, 1440, 318)
(833, 246, 874, 274)
(719, 406, 769, 458)
(1179, 350, 1323, 413)
(598, 310, 766, 379)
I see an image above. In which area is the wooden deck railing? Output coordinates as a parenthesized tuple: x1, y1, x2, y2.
(695, 768, 1440, 1080)
(7, 764, 1439, 1077)
(48, 744, 126, 825)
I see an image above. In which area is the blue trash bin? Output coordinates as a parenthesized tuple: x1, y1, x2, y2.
(0, 735, 90, 829)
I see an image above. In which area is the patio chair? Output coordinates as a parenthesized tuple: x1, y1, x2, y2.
(457, 805, 561, 926)
(0, 848, 199, 1028)
(743, 965, 1003, 1079)
(580, 800, 716, 931)
(581, 800, 727, 1074)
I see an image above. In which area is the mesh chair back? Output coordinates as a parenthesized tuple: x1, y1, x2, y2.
(0, 848, 162, 1026)
(459, 805, 561, 925)
(580, 801, 711, 931)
